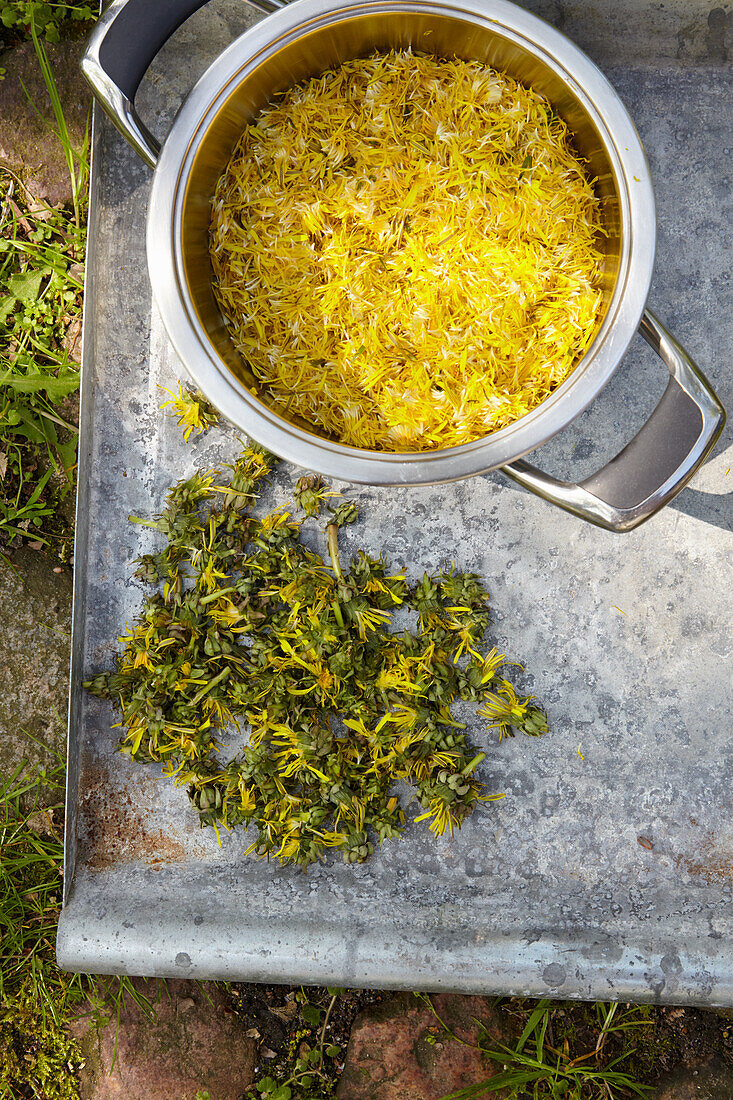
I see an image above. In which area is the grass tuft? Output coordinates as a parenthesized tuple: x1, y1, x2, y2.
(0, 8, 89, 556)
(0, 752, 87, 1098)
(428, 997, 654, 1100)
(0, 748, 165, 1097)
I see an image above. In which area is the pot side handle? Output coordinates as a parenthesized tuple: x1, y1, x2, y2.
(81, 0, 285, 168)
(501, 310, 726, 532)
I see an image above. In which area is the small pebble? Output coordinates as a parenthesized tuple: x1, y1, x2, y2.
(53, 566, 63, 573)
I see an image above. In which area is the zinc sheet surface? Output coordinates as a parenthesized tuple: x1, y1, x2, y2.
(58, 0, 733, 1002)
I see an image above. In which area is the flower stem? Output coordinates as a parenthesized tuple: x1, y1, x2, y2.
(327, 523, 344, 582)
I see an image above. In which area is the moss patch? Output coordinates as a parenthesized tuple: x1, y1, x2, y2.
(0, 978, 84, 1100)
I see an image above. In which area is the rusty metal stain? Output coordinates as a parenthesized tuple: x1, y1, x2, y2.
(77, 757, 201, 870)
(672, 829, 733, 886)
(673, 852, 733, 885)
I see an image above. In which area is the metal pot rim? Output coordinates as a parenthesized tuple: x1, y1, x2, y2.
(147, 0, 656, 484)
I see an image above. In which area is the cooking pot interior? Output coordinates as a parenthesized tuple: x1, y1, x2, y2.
(179, 9, 623, 441)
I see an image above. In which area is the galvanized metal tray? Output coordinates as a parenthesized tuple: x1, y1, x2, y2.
(58, 0, 733, 1003)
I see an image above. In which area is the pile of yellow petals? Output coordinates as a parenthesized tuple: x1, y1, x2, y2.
(210, 50, 604, 451)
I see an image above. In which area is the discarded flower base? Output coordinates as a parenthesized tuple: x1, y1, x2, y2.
(85, 445, 548, 870)
(160, 382, 221, 442)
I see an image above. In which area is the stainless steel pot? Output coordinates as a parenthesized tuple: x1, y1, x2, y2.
(82, 0, 725, 531)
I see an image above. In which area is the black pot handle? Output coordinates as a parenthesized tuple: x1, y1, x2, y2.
(82, 0, 284, 167)
(502, 310, 726, 532)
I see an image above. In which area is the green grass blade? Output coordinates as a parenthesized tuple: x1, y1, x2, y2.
(29, 18, 78, 216)
(515, 999, 550, 1054)
(534, 1008, 548, 1063)
(440, 1067, 547, 1099)
(23, 466, 53, 507)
